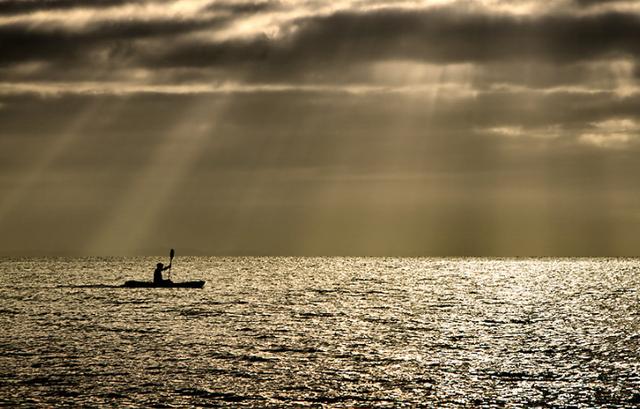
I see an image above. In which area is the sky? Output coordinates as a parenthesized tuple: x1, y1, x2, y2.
(1, 0, 640, 256)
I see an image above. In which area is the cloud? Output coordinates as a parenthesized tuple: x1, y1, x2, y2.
(0, 16, 230, 66)
(203, 0, 281, 14)
(579, 118, 640, 148)
(134, 9, 640, 72)
(573, 0, 629, 8)
(0, 0, 134, 15)
(3, 4, 640, 73)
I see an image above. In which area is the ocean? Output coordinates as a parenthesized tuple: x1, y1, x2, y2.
(1, 257, 639, 407)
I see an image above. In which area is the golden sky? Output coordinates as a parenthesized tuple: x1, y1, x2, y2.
(1, 0, 640, 255)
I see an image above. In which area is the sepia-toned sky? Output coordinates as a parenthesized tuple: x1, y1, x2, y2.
(1, 0, 640, 256)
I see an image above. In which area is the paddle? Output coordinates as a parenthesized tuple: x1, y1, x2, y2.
(169, 248, 175, 280)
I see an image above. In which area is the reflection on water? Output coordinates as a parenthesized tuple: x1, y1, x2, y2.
(1, 257, 640, 407)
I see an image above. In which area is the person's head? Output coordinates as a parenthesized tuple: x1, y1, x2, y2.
(157, 263, 163, 268)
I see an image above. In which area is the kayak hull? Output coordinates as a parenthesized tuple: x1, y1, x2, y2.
(123, 280, 205, 288)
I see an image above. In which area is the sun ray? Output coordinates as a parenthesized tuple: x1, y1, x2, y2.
(85, 97, 227, 255)
(0, 100, 108, 225)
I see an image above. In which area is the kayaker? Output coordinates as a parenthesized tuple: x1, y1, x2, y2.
(153, 262, 172, 284)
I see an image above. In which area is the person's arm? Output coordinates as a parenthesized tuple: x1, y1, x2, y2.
(163, 264, 172, 271)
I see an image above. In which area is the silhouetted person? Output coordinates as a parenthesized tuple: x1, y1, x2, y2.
(154, 262, 172, 284)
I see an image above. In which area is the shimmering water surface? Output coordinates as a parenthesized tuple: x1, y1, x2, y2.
(1, 257, 640, 407)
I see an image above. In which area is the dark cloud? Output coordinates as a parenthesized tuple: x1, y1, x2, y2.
(573, 0, 627, 7)
(0, 0, 136, 15)
(0, 0, 279, 20)
(3, 6, 640, 76)
(0, 17, 230, 66)
(138, 9, 640, 74)
(204, 0, 281, 14)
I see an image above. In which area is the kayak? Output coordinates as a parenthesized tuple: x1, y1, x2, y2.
(122, 280, 205, 288)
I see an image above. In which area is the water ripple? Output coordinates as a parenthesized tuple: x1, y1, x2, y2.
(1, 257, 640, 407)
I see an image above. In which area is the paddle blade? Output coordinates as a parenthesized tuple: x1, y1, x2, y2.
(170, 248, 175, 259)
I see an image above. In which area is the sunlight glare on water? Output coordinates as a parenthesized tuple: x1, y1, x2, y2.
(1, 257, 640, 407)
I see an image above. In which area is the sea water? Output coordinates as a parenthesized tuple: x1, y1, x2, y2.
(1, 257, 639, 407)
